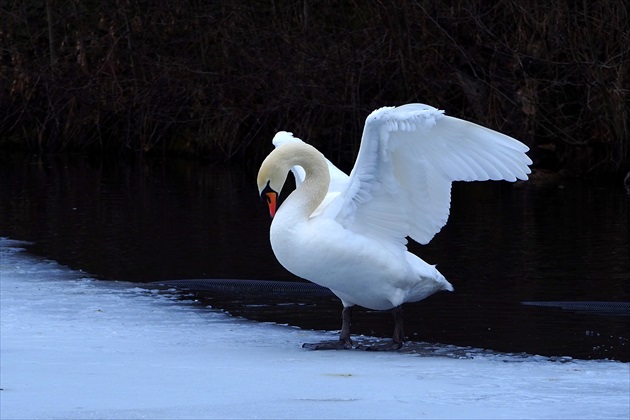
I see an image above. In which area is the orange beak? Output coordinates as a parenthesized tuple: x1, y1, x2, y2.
(265, 191, 277, 218)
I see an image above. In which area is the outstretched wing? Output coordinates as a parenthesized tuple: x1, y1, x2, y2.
(334, 104, 531, 248)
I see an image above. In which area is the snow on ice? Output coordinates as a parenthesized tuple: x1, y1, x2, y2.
(1, 238, 628, 419)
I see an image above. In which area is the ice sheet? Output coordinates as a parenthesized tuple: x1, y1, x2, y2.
(1, 238, 628, 419)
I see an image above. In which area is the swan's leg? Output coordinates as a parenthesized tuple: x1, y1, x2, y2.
(302, 306, 354, 350)
(359, 306, 404, 351)
(392, 305, 404, 346)
(339, 305, 353, 343)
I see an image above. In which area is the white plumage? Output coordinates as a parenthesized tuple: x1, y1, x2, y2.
(257, 103, 531, 350)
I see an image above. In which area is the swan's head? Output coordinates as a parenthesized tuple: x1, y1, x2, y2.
(257, 170, 286, 219)
(257, 141, 328, 218)
(257, 146, 291, 218)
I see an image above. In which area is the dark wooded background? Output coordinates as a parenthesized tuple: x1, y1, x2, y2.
(2, 1, 628, 177)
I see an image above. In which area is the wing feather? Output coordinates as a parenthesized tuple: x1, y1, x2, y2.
(333, 104, 531, 246)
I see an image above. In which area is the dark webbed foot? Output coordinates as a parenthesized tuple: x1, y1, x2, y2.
(302, 339, 353, 350)
(302, 305, 406, 352)
(356, 306, 405, 351)
(303, 306, 354, 350)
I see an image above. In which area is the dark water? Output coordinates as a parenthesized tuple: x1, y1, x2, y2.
(1, 153, 628, 361)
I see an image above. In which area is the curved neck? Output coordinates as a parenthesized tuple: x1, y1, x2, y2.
(279, 144, 330, 222)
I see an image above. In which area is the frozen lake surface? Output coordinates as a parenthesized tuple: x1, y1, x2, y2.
(1, 238, 629, 419)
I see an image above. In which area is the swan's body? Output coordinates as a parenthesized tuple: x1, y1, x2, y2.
(257, 104, 531, 349)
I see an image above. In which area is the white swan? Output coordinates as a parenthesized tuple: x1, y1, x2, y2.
(257, 104, 531, 350)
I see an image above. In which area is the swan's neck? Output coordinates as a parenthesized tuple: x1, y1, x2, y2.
(279, 149, 330, 223)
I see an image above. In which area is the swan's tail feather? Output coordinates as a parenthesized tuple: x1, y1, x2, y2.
(435, 266, 454, 292)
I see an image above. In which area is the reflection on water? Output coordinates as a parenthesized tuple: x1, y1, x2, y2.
(1, 153, 628, 361)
